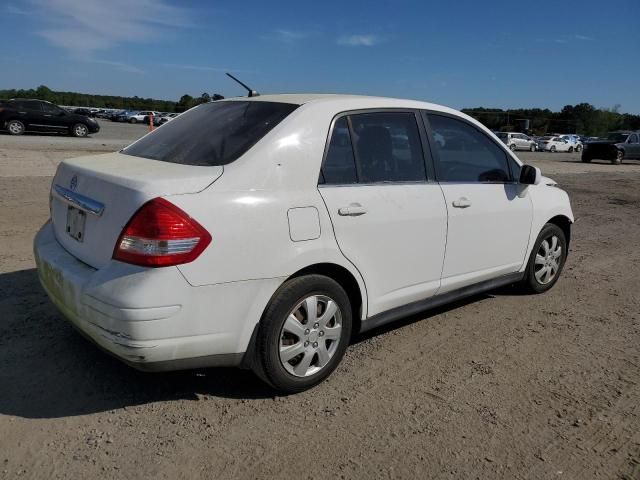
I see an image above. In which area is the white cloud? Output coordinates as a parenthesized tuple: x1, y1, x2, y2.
(270, 29, 309, 43)
(29, 0, 193, 56)
(162, 63, 229, 73)
(91, 59, 143, 74)
(574, 34, 593, 41)
(337, 34, 381, 47)
(6, 4, 31, 15)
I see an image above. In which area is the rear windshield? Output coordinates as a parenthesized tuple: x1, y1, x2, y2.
(122, 101, 298, 166)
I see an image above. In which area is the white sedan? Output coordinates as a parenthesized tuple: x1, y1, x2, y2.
(537, 136, 573, 152)
(34, 94, 574, 393)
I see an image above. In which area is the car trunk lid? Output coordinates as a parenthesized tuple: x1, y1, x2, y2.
(50, 152, 222, 269)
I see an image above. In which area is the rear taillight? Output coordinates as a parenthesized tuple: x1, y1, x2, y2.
(113, 198, 211, 267)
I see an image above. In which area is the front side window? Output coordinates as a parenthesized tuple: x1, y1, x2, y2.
(122, 101, 298, 166)
(628, 134, 638, 144)
(41, 103, 63, 114)
(428, 114, 511, 183)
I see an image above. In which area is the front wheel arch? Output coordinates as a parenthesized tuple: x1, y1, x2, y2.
(547, 215, 572, 250)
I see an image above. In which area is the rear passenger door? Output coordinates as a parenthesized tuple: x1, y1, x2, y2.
(319, 111, 448, 317)
(424, 113, 533, 293)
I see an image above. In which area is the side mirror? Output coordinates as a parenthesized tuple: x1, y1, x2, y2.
(519, 164, 541, 185)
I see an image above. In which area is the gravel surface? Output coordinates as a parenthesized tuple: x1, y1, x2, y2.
(1, 125, 639, 479)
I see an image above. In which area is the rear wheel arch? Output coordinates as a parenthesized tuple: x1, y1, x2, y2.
(288, 263, 364, 338)
(241, 262, 366, 371)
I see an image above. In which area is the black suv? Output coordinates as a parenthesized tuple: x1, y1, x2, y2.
(581, 131, 640, 165)
(0, 99, 100, 137)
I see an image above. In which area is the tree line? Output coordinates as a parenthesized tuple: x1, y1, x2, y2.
(2, 86, 639, 136)
(462, 104, 640, 137)
(0, 85, 220, 113)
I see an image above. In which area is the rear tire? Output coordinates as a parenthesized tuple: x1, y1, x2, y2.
(568, 146, 574, 153)
(612, 150, 624, 165)
(7, 120, 25, 135)
(523, 223, 567, 294)
(510, 144, 517, 151)
(576, 144, 583, 152)
(530, 144, 536, 152)
(129, 118, 137, 124)
(254, 275, 352, 393)
(550, 146, 557, 153)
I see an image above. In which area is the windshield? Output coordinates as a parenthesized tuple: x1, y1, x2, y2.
(606, 132, 629, 142)
(122, 101, 298, 166)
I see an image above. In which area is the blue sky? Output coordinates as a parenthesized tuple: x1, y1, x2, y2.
(2, 0, 639, 112)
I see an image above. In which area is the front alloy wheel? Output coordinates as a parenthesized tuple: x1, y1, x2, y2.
(534, 235, 562, 285)
(524, 223, 567, 293)
(72, 123, 88, 137)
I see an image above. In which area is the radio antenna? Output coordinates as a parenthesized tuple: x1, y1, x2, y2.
(225, 72, 259, 97)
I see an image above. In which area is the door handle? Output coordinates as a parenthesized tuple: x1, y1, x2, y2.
(338, 203, 367, 216)
(452, 197, 471, 208)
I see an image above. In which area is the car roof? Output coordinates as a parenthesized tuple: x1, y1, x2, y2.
(222, 93, 459, 114)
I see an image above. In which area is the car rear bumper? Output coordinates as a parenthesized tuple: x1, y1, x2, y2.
(33, 221, 283, 371)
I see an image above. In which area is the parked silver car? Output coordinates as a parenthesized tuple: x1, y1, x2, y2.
(497, 132, 537, 152)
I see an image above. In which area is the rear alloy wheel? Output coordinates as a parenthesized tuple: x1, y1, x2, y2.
(71, 123, 88, 137)
(255, 275, 352, 393)
(530, 144, 536, 152)
(129, 118, 137, 124)
(576, 145, 582, 152)
(523, 223, 567, 293)
(7, 120, 25, 135)
(510, 144, 517, 151)
(550, 146, 557, 153)
(612, 150, 624, 165)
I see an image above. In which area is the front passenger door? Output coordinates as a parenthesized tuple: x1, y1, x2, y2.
(425, 113, 533, 293)
(627, 134, 640, 158)
(39, 102, 70, 132)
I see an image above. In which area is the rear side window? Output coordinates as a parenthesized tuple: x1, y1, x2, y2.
(427, 114, 511, 183)
(122, 101, 298, 166)
(320, 111, 426, 184)
(320, 117, 358, 184)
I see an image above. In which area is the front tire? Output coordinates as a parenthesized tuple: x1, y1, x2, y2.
(254, 275, 352, 393)
(7, 120, 25, 135)
(523, 223, 567, 294)
(568, 146, 574, 153)
(550, 146, 557, 153)
(510, 144, 517, 152)
(71, 123, 88, 137)
(612, 150, 624, 165)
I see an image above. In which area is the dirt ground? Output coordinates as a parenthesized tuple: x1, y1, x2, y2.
(1, 123, 639, 479)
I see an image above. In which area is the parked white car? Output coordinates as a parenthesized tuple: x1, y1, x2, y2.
(34, 95, 574, 393)
(130, 110, 161, 124)
(537, 136, 573, 152)
(496, 132, 537, 152)
(558, 134, 583, 152)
